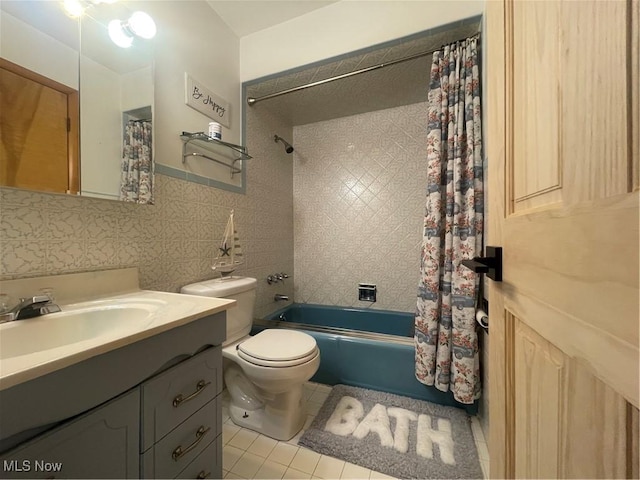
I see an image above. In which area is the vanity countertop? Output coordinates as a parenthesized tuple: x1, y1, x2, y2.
(0, 289, 234, 391)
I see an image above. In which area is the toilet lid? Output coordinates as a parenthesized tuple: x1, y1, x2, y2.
(237, 329, 317, 367)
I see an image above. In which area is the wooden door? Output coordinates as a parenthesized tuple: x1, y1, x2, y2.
(0, 58, 79, 194)
(486, 0, 639, 478)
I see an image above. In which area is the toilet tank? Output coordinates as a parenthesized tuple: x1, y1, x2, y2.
(181, 277, 257, 345)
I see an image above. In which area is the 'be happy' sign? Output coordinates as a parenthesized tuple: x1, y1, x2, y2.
(185, 74, 230, 128)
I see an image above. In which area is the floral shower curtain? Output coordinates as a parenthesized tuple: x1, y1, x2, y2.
(415, 36, 483, 404)
(120, 120, 153, 203)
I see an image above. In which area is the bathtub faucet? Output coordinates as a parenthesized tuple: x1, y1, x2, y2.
(274, 294, 289, 302)
(267, 273, 289, 285)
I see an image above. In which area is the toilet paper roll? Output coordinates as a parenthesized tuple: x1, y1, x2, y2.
(476, 309, 489, 330)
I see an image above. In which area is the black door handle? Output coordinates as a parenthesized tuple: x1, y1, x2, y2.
(461, 246, 502, 282)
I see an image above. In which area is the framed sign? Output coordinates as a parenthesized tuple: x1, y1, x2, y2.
(185, 73, 230, 128)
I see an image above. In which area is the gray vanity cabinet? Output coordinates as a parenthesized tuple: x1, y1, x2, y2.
(0, 389, 140, 479)
(140, 346, 223, 479)
(141, 398, 221, 478)
(0, 312, 226, 479)
(141, 346, 222, 451)
(173, 436, 222, 480)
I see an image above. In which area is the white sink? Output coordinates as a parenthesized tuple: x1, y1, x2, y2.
(0, 283, 234, 392)
(0, 302, 158, 360)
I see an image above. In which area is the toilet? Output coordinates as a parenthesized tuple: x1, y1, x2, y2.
(181, 277, 320, 440)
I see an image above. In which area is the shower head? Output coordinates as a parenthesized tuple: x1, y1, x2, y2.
(274, 135, 294, 154)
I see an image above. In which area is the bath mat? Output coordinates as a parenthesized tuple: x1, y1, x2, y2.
(299, 384, 483, 479)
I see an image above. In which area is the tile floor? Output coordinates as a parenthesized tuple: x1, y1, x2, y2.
(222, 382, 490, 479)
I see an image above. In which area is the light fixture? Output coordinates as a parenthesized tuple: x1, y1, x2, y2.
(62, 0, 117, 17)
(108, 19, 133, 48)
(127, 11, 156, 39)
(108, 11, 156, 48)
(63, 0, 84, 17)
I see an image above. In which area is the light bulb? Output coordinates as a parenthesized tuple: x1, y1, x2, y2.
(108, 19, 133, 48)
(128, 11, 156, 39)
(63, 0, 84, 17)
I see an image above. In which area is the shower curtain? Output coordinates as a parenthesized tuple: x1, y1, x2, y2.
(415, 36, 483, 404)
(120, 120, 153, 203)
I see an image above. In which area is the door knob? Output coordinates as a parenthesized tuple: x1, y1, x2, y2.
(461, 246, 502, 282)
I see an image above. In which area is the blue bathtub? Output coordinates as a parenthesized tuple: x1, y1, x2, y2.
(252, 303, 477, 413)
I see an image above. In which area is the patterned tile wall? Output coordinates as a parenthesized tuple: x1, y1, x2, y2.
(0, 107, 294, 319)
(293, 102, 428, 313)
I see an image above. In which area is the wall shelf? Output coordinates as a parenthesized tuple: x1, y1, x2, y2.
(180, 132, 252, 177)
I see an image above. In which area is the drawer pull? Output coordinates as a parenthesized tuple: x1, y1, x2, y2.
(172, 425, 210, 461)
(173, 380, 211, 408)
(196, 470, 211, 479)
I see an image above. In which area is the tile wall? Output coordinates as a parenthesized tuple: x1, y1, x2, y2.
(0, 104, 294, 318)
(1, 97, 431, 317)
(292, 102, 428, 312)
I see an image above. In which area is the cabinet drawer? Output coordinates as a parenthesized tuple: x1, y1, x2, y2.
(174, 435, 222, 479)
(148, 397, 220, 479)
(142, 346, 221, 450)
(0, 389, 139, 479)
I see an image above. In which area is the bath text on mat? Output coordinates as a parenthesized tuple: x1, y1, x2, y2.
(324, 396, 456, 465)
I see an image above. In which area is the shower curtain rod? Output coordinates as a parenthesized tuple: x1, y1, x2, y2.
(247, 34, 480, 106)
(246, 47, 439, 106)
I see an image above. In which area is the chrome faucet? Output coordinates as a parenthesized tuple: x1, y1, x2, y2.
(0, 295, 61, 323)
(274, 294, 289, 302)
(267, 273, 289, 285)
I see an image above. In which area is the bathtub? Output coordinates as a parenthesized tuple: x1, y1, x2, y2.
(252, 303, 477, 413)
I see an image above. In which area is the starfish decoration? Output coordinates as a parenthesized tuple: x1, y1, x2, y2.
(219, 244, 231, 256)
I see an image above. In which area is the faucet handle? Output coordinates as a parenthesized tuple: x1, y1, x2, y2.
(27, 295, 52, 304)
(267, 274, 289, 284)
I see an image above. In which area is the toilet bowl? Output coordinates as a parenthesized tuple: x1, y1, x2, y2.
(222, 330, 320, 440)
(181, 277, 320, 440)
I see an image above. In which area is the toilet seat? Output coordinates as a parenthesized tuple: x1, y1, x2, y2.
(237, 330, 318, 368)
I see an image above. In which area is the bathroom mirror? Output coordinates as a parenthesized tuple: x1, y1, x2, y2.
(0, 1, 154, 203)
